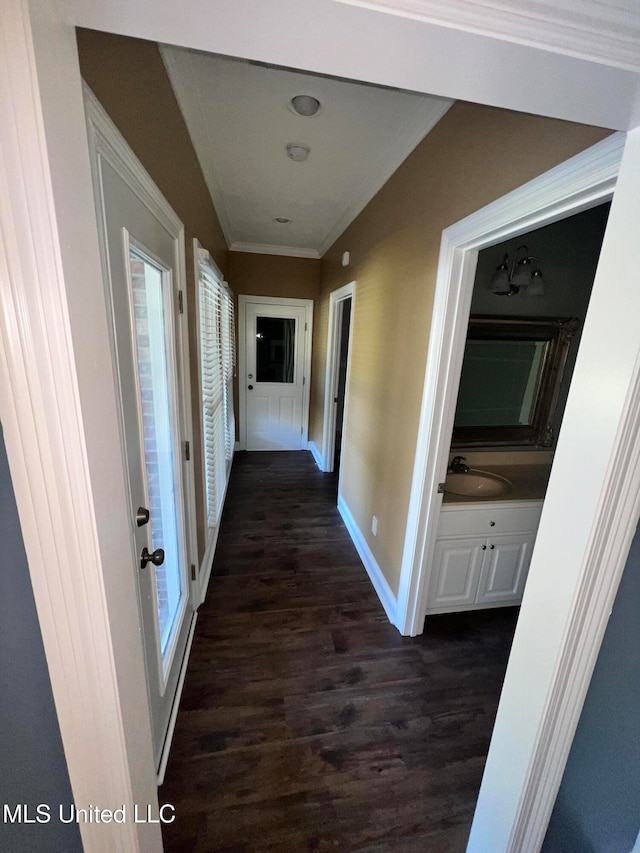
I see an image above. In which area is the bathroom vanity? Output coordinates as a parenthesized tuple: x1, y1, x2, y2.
(426, 456, 551, 614)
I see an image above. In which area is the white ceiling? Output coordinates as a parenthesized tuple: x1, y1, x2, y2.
(161, 47, 452, 258)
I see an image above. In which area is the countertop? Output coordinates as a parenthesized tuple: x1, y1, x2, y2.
(442, 463, 552, 504)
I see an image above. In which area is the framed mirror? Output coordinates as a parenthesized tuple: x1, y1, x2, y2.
(452, 316, 579, 448)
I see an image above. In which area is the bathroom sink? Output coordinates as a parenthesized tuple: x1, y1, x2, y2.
(444, 469, 512, 498)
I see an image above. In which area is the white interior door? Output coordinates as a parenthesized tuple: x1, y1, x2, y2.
(99, 157, 194, 771)
(243, 299, 311, 450)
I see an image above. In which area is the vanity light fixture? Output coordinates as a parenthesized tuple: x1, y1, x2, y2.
(488, 244, 544, 296)
(286, 142, 310, 162)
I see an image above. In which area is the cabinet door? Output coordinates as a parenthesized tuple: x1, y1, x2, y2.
(475, 533, 535, 605)
(428, 537, 486, 608)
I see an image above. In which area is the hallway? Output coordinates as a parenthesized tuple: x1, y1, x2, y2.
(160, 451, 518, 852)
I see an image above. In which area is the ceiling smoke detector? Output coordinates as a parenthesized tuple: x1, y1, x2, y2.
(286, 143, 310, 163)
(289, 95, 321, 117)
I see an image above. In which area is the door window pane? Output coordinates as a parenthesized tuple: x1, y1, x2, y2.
(130, 249, 183, 658)
(256, 317, 295, 383)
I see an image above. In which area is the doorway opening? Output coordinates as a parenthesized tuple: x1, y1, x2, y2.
(333, 297, 352, 477)
(238, 295, 313, 451)
(321, 281, 356, 484)
(426, 202, 610, 616)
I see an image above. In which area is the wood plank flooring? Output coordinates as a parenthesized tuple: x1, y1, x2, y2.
(161, 451, 518, 852)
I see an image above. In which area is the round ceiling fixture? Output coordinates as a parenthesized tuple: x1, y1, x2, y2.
(274, 217, 291, 224)
(286, 142, 310, 163)
(289, 95, 321, 117)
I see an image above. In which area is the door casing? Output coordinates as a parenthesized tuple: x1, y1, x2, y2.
(394, 131, 640, 852)
(320, 281, 356, 475)
(85, 84, 199, 783)
(238, 295, 313, 450)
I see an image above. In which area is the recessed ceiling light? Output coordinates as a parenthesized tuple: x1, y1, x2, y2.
(286, 143, 310, 162)
(274, 217, 291, 224)
(290, 95, 321, 117)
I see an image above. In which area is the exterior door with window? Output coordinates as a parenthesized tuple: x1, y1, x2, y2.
(97, 155, 194, 773)
(241, 298, 312, 450)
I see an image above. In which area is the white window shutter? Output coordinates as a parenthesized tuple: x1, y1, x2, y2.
(198, 253, 235, 529)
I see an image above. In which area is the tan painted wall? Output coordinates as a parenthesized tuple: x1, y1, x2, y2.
(310, 101, 610, 596)
(77, 29, 228, 561)
(228, 252, 321, 301)
(227, 251, 322, 438)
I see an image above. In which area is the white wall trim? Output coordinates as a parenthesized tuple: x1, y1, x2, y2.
(308, 440, 324, 469)
(0, 2, 160, 848)
(331, 0, 640, 75)
(156, 610, 197, 785)
(393, 127, 640, 852)
(197, 452, 234, 606)
(230, 241, 320, 259)
(238, 295, 314, 450)
(338, 495, 398, 625)
(321, 281, 356, 474)
(83, 85, 183, 236)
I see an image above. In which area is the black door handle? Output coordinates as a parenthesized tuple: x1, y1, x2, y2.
(136, 506, 150, 527)
(248, 385, 254, 390)
(140, 547, 165, 569)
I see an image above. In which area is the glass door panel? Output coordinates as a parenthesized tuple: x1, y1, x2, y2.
(129, 249, 184, 661)
(256, 316, 295, 383)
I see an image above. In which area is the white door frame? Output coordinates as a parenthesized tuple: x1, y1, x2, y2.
(85, 85, 200, 612)
(85, 84, 200, 782)
(320, 281, 356, 473)
(237, 295, 313, 450)
(396, 130, 640, 850)
(0, 2, 162, 849)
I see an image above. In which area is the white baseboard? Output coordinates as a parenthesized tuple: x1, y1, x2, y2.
(308, 440, 324, 470)
(337, 494, 398, 627)
(156, 610, 197, 786)
(198, 455, 234, 605)
(198, 525, 219, 607)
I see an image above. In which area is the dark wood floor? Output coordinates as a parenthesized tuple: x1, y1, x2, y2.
(161, 451, 518, 852)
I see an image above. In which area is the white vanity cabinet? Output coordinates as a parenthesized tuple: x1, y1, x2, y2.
(426, 502, 543, 613)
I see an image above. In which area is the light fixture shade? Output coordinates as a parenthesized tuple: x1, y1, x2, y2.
(488, 256, 511, 294)
(511, 257, 532, 287)
(526, 269, 545, 296)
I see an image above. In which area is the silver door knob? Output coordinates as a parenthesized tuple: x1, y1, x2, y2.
(140, 547, 165, 569)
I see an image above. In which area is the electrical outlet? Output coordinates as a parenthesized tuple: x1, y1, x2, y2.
(371, 516, 378, 536)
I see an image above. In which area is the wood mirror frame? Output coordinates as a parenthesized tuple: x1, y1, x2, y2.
(451, 315, 579, 448)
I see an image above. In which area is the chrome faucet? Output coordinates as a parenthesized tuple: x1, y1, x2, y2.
(448, 455, 469, 474)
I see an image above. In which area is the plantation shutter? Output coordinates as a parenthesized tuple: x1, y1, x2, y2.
(198, 250, 235, 528)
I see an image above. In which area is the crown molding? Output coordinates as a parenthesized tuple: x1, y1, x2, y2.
(331, 0, 640, 73)
(229, 242, 321, 259)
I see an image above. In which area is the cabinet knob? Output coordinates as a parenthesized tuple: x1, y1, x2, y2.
(490, 544, 495, 550)
(490, 521, 496, 527)
(481, 544, 487, 550)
